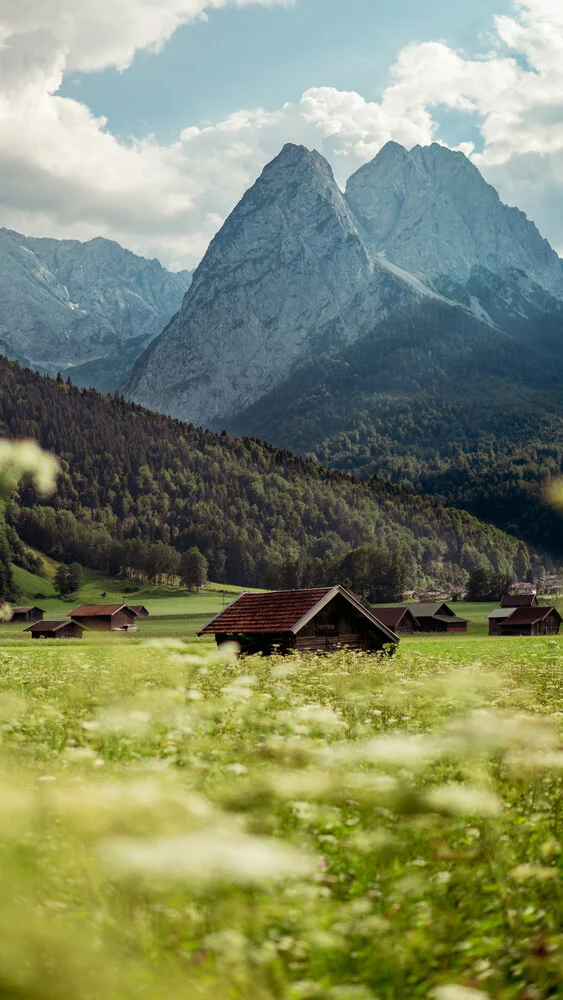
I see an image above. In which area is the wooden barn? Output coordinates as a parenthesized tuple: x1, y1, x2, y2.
(371, 606, 418, 634)
(405, 602, 469, 634)
(25, 620, 86, 640)
(68, 604, 138, 631)
(488, 607, 517, 636)
(198, 586, 399, 655)
(129, 605, 149, 618)
(500, 594, 538, 608)
(496, 606, 561, 637)
(6, 606, 44, 623)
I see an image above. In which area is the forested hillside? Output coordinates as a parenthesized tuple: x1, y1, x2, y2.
(232, 301, 563, 557)
(0, 357, 532, 592)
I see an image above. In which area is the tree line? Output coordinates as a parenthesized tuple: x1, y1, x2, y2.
(0, 356, 533, 597)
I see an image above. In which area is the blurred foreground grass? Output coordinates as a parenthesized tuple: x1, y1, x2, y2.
(1, 638, 563, 999)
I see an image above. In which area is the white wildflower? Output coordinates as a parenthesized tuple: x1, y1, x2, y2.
(323, 733, 442, 768)
(426, 784, 502, 817)
(432, 987, 491, 1000)
(510, 864, 557, 881)
(0, 439, 59, 496)
(102, 826, 316, 886)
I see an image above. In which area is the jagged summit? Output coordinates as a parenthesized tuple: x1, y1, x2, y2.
(124, 143, 425, 425)
(345, 141, 562, 294)
(0, 228, 192, 391)
(121, 139, 563, 428)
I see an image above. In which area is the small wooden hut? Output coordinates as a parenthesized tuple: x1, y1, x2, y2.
(129, 605, 149, 618)
(198, 586, 399, 655)
(500, 594, 539, 608)
(370, 606, 418, 634)
(68, 605, 137, 631)
(25, 620, 86, 640)
(405, 603, 469, 634)
(7, 606, 45, 623)
(498, 606, 561, 637)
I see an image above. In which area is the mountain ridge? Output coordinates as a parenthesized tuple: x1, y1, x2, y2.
(0, 227, 192, 392)
(124, 140, 563, 426)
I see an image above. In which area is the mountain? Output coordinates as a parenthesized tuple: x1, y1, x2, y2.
(0, 356, 533, 593)
(124, 141, 563, 427)
(123, 141, 563, 556)
(230, 299, 563, 557)
(0, 228, 192, 392)
(124, 143, 445, 424)
(345, 141, 563, 325)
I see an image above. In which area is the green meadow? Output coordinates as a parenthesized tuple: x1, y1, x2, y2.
(2, 628, 563, 999)
(4, 536, 563, 998)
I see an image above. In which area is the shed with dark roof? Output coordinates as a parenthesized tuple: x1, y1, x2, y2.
(500, 594, 539, 608)
(405, 603, 468, 633)
(5, 605, 45, 623)
(370, 606, 418, 634)
(498, 606, 561, 637)
(68, 605, 137, 631)
(129, 605, 149, 618)
(24, 620, 86, 639)
(198, 586, 399, 655)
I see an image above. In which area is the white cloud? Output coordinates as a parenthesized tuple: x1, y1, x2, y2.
(0, 0, 562, 268)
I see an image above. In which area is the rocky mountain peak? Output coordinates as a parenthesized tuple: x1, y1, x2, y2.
(345, 141, 563, 294)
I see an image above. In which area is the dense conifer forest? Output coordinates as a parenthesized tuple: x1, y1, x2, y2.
(0, 357, 534, 593)
(232, 301, 563, 557)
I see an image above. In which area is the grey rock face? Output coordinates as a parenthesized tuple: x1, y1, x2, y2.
(0, 228, 191, 388)
(126, 140, 563, 427)
(124, 144, 433, 424)
(346, 141, 563, 297)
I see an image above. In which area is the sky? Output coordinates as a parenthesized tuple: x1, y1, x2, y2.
(1, 0, 562, 269)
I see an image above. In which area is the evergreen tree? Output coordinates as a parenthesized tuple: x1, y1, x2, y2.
(55, 561, 83, 596)
(180, 547, 208, 591)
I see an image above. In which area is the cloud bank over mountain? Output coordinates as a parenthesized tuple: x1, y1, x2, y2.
(0, 0, 562, 267)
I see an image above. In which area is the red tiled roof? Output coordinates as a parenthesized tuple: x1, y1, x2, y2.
(70, 604, 128, 617)
(500, 606, 560, 626)
(500, 594, 538, 608)
(199, 588, 334, 635)
(25, 620, 86, 632)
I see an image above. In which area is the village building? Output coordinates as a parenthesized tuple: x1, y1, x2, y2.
(500, 594, 539, 608)
(68, 604, 138, 631)
(25, 620, 86, 640)
(129, 605, 149, 618)
(4, 605, 44, 623)
(489, 605, 561, 637)
(487, 607, 517, 636)
(501, 606, 561, 637)
(405, 602, 469, 634)
(371, 606, 418, 634)
(198, 586, 399, 655)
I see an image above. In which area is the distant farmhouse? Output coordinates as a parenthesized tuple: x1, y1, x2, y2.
(4, 605, 44, 623)
(199, 586, 399, 655)
(371, 606, 418, 634)
(25, 620, 86, 640)
(68, 604, 138, 631)
(405, 603, 469, 634)
(489, 598, 561, 636)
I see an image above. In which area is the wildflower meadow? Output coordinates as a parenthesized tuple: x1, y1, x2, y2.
(1, 636, 563, 999)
